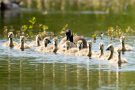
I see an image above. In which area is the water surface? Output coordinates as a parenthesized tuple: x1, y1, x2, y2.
(0, 36, 135, 90)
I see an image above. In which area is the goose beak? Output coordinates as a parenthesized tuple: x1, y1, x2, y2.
(106, 47, 110, 51)
(48, 40, 51, 43)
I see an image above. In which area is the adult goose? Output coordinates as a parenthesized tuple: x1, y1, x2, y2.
(59, 35, 87, 49)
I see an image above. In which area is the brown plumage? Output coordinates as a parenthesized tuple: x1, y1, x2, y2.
(59, 35, 87, 48)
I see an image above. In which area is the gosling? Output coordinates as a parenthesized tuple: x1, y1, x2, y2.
(3, 32, 17, 48)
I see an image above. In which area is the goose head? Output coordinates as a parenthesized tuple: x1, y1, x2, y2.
(65, 29, 71, 40)
(106, 44, 114, 60)
(120, 36, 126, 53)
(99, 43, 104, 50)
(8, 32, 14, 38)
(20, 36, 25, 43)
(43, 37, 51, 47)
(36, 34, 41, 46)
(8, 32, 14, 48)
(106, 44, 114, 51)
(87, 40, 92, 47)
(120, 36, 125, 43)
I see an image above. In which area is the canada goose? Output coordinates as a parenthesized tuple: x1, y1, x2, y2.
(59, 35, 87, 48)
(14, 36, 30, 51)
(29, 34, 42, 47)
(35, 37, 51, 53)
(42, 38, 58, 54)
(57, 41, 70, 54)
(43, 37, 51, 47)
(3, 32, 17, 48)
(117, 36, 133, 53)
(75, 40, 92, 59)
(58, 40, 76, 52)
(63, 40, 83, 56)
(106, 44, 127, 65)
(92, 43, 105, 59)
(65, 29, 72, 41)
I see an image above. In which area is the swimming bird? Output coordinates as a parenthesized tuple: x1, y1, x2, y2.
(42, 38, 58, 54)
(14, 36, 30, 51)
(75, 40, 93, 59)
(35, 37, 51, 52)
(29, 34, 42, 47)
(63, 40, 83, 56)
(57, 41, 70, 54)
(3, 32, 17, 48)
(106, 44, 127, 65)
(117, 36, 133, 53)
(59, 35, 87, 49)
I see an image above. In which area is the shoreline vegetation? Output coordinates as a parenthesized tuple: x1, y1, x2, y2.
(21, 0, 135, 13)
(1, 17, 135, 40)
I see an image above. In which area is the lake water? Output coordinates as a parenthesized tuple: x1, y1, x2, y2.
(0, 9, 135, 90)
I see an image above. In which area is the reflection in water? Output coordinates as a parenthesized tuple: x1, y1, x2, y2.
(53, 61, 55, 90)
(87, 59, 90, 90)
(64, 63, 67, 89)
(19, 58, 22, 90)
(0, 57, 134, 90)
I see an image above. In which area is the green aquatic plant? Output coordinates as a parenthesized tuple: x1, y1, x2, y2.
(60, 24, 68, 35)
(39, 24, 48, 31)
(22, 25, 28, 32)
(21, 17, 49, 39)
(125, 26, 135, 34)
(106, 26, 135, 41)
(91, 33, 97, 43)
(29, 17, 36, 25)
(115, 26, 123, 38)
(107, 27, 114, 40)
(107, 26, 123, 40)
